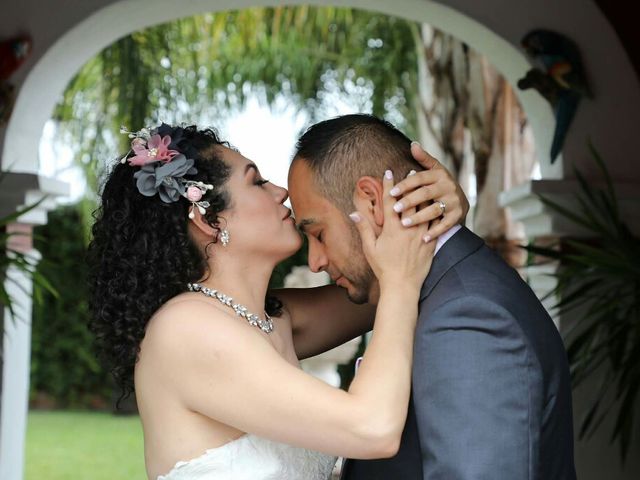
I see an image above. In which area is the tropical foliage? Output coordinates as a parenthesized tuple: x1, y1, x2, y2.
(0, 172, 57, 340)
(30, 204, 111, 407)
(54, 7, 421, 199)
(525, 144, 640, 460)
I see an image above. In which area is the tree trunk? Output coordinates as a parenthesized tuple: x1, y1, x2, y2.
(413, 24, 538, 266)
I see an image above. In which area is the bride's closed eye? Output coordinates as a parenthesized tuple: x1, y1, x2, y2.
(255, 178, 270, 187)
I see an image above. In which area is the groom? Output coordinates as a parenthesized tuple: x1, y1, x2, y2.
(288, 114, 576, 480)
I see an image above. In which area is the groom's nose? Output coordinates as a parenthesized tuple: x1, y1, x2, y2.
(307, 243, 328, 273)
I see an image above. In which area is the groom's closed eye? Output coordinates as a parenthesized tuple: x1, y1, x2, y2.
(296, 218, 315, 234)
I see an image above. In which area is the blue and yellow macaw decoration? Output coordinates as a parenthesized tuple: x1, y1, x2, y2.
(517, 29, 592, 163)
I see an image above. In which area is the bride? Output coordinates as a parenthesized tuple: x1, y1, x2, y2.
(87, 123, 467, 479)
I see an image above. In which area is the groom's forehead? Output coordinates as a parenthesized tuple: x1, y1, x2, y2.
(290, 192, 331, 223)
(288, 158, 344, 221)
(288, 157, 315, 186)
(289, 187, 336, 231)
(288, 160, 322, 204)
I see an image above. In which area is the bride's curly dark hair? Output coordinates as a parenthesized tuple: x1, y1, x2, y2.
(87, 124, 281, 405)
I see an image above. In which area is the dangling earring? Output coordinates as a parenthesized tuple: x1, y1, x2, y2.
(219, 229, 230, 247)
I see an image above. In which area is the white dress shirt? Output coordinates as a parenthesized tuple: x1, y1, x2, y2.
(434, 224, 462, 256)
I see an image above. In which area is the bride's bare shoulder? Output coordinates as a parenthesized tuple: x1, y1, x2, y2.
(142, 293, 246, 351)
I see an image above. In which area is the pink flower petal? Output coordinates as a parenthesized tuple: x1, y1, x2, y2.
(147, 134, 162, 149)
(128, 154, 151, 166)
(131, 141, 147, 155)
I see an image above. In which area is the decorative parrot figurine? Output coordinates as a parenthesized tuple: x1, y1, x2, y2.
(517, 29, 592, 163)
(0, 35, 32, 126)
(0, 35, 32, 81)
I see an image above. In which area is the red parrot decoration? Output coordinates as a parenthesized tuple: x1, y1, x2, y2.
(0, 35, 32, 81)
(0, 34, 32, 125)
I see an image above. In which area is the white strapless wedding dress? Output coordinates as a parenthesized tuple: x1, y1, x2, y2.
(157, 433, 337, 480)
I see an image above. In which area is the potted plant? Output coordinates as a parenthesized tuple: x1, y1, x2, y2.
(525, 144, 640, 461)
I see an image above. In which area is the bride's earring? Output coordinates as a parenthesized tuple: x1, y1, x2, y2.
(219, 229, 230, 247)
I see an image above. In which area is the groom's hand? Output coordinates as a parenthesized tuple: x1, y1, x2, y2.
(389, 142, 469, 241)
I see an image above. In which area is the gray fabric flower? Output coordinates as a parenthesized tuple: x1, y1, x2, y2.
(133, 154, 198, 203)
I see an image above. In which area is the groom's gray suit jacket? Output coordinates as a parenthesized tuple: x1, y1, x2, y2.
(342, 227, 576, 480)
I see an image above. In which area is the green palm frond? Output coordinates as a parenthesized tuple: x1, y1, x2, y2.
(0, 190, 58, 330)
(524, 143, 640, 461)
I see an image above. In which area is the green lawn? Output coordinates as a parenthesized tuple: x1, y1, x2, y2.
(25, 410, 147, 479)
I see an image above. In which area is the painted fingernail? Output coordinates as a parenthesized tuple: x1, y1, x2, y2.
(384, 170, 393, 180)
(401, 218, 413, 226)
(423, 234, 432, 243)
(389, 187, 400, 197)
(393, 202, 404, 213)
(349, 212, 361, 223)
(407, 170, 417, 177)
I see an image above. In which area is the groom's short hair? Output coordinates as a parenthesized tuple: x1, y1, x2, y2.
(293, 114, 421, 214)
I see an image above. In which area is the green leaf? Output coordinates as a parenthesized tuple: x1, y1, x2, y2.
(539, 195, 595, 232)
(612, 386, 638, 463)
(0, 196, 48, 228)
(588, 138, 618, 214)
(531, 143, 639, 459)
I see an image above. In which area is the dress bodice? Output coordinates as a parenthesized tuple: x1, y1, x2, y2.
(157, 433, 337, 480)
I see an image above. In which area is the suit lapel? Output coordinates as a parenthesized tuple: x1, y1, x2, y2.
(420, 227, 484, 301)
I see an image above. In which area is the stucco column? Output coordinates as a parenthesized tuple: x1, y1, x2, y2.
(0, 172, 68, 480)
(500, 178, 640, 303)
(0, 249, 39, 480)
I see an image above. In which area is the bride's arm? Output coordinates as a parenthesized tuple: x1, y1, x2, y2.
(152, 171, 434, 459)
(277, 284, 375, 359)
(280, 143, 468, 359)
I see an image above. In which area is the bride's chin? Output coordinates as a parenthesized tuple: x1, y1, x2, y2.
(276, 233, 304, 260)
(287, 233, 304, 254)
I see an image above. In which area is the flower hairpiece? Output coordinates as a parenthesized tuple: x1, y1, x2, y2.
(119, 125, 213, 219)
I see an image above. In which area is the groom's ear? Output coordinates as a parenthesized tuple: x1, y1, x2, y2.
(353, 176, 385, 227)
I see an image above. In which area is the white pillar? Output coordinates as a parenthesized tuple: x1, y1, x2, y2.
(0, 173, 69, 480)
(0, 251, 39, 480)
(500, 178, 640, 310)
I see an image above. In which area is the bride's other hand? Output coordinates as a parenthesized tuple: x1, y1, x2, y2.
(350, 169, 435, 290)
(389, 141, 469, 241)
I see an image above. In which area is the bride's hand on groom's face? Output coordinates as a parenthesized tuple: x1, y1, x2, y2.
(389, 142, 470, 241)
(349, 170, 436, 290)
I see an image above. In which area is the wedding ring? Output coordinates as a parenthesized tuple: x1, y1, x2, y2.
(437, 200, 446, 216)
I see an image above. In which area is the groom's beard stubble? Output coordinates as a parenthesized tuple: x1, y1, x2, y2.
(343, 224, 376, 305)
